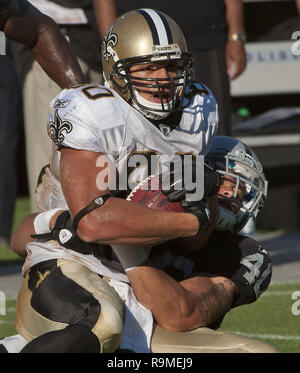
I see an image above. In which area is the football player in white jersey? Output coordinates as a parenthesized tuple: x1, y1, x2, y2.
(1, 9, 277, 353)
(2, 8, 220, 353)
(1, 136, 278, 353)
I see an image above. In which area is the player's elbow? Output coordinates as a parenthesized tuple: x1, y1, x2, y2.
(157, 299, 202, 332)
(159, 315, 200, 333)
(10, 232, 28, 258)
(76, 214, 117, 243)
(160, 312, 207, 332)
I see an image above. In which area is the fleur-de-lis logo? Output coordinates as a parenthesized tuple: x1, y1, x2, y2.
(48, 109, 73, 146)
(102, 25, 118, 62)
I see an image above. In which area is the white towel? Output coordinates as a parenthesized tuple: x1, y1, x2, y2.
(109, 279, 154, 353)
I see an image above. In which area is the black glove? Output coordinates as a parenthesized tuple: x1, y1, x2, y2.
(181, 199, 210, 236)
(31, 211, 106, 257)
(160, 156, 220, 202)
(31, 211, 80, 248)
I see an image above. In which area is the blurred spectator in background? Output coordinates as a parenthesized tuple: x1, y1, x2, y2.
(9, 0, 117, 213)
(93, 0, 117, 41)
(113, 0, 247, 136)
(0, 0, 85, 244)
(0, 48, 22, 245)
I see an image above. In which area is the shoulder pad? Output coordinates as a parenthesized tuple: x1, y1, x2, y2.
(48, 84, 128, 153)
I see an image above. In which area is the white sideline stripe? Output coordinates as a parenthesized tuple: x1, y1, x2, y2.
(271, 280, 300, 286)
(262, 290, 296, 297)
(232, 331, 300, 341)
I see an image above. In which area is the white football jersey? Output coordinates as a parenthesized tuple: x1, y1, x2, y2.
(24, 83, 218, 280)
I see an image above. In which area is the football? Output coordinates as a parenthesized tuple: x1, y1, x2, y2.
(126, 174, 184, 212)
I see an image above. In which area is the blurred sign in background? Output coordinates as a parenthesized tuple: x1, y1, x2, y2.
(232, 0, 300, 231)
(0, 31, 6, 55)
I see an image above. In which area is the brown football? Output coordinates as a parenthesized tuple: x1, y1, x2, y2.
(126, 174, 184, 212)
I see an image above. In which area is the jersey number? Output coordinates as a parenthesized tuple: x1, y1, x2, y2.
(241, 253, 272, 298)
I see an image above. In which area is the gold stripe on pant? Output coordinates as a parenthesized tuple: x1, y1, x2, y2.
(15, 259, 124, 353)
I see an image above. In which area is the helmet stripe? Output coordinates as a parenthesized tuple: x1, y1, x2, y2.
(138, 9, 171, 46)
(156, 11, 173, 44)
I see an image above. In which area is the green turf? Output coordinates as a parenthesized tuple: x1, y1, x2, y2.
(220, 281, 300, 353)
(11, 198, 31, 232)
(0, 298, 18, 338)
(0, 197, 30, 263)
(1, 282, 300, 352)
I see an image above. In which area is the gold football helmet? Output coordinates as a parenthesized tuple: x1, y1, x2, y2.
(101, 8, 193, 120)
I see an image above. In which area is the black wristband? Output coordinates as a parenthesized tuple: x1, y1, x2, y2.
(195, 211, 210, 236)
(31, 194, 112, 243)
(181, 200, 210, 237)
(72, 194, 111, 232)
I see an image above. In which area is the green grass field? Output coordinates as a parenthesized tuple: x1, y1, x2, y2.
(1, 198, 300, 352)
(220, 281, 300, 352)
(0, 197, 30, 263)
(1, 281, 300, 352)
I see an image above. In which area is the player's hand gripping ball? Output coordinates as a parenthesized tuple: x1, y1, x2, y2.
(127, 174, 210, 238)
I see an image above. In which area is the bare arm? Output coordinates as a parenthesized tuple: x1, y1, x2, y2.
(10, 204, 236, 333)
(120, 196, 237, 332)
(93, 0, 117, 40)
(1, 0, 84, 88)
(36, 147, 230, 331)
(60, 148, 200, 246)
(11, 206, 238, 331)
(10, 210, 63, 257)
(126, 266, 238, 332)
(224, 0, 247, 80)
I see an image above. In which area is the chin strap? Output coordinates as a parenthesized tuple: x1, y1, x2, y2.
(132, 88, 172, 121)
